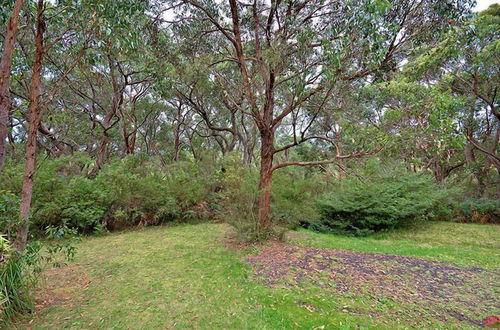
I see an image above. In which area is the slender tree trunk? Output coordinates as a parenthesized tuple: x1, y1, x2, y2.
(243, 142, 253, 166)
(432, 157, 444, 184)
(173, 124, 181, 161)
(16, 0, 44, 252)
(0, 0, 26, 172)
(128, 130, 136, 154)
(465, 142, 487, 197)
(88, 121, 110, 178)
(257, 129, 274, 231)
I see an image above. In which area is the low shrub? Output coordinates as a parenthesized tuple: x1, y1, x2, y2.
(214, 156, 280, 241)
(457, 198, 500, 224)
(0, 155, 221, 234)
(307, 162, 452, 236)
(271, 168, 327, 228)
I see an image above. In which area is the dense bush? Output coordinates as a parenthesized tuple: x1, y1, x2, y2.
(0, 154, 224, 235)
(271, 168, 327, 228)
(3, 153, 493, 241)
(457, 198, 500, 224)
(307, 162, 452, 236)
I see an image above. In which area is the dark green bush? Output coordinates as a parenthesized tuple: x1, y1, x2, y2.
(59, 177, 111, 233)
(271, 168, 327, 228)
(0, 155, 221, 234)
(0, 190, 20, 239)
(308, 163, 451, 236)
(457, 198, 500, 223)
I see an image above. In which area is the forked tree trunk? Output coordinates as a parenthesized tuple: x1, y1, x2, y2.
(88, 122, 110, 178)
(16, 0, 45, 252)
(0, 0, 26, 172)
(89, 58, 121, 178)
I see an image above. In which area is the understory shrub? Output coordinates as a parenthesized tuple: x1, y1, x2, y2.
(457, 198, 500, 224)
(0, 154, 221, 234)
(216, 157, 264, 242)
(217, 155, 327, 242)
(215, 155, 284, 242)
(307, 162, 452, 236)
(271, 168, 327, 228)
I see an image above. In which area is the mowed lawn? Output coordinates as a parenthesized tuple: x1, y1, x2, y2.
(17, 222, 500, 329)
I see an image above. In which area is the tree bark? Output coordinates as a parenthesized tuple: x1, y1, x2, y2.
(257, 129, 274, 231)
(88, 115, 112, 178)
(16, 0, 44, 252)
(0, 0, 26, 172)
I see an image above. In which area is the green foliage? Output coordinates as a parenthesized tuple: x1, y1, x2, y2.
(215, 157, 264, 242)
(457, 198, 500, 224)
(271, 168, 327, 228)
(59, 177, 111, 233)
(216, 157, 328, 242)
(0, 191, 20, 239)
(0, 155, 220, 234)
(308, 161, 452, 236)
(0, 241, 42, 325)
(99, 157, 219, 229)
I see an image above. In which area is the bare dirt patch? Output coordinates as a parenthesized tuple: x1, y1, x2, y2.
(34, 264, 91, 313)
(246, 243, 500, 327)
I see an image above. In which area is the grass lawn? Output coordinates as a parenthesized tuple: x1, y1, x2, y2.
(16, 221, 500, 329)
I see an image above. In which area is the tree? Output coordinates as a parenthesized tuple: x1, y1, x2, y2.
(16, 0, 95, 251)
(165, 0, 474, 233)
(0, 0, 25, 172)
(402, 4, 499, 197)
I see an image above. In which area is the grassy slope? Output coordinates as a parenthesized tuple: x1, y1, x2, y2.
(19, 222, 499, 329)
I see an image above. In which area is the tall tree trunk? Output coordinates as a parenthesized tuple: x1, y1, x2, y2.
(0, 0, 26, 172)
(128, 130, 136, 154)
(16, 0, 44, 252)
(465, 142, 487, 197)
(173, 123, 181, 161)
(243, 142, 253, 166)
(257, 129, 274, 231)
(432, 157, 444, 184)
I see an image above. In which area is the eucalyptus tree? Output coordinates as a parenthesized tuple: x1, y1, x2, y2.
(365, 78, 466, 183)
(165, 0, 474, 232)
(14, 0, 150, 250)
(39, 0, 154, 178)
(403, 4, 499, 196)
(15, 0, 98, 251)
(0, 0, 25, 172)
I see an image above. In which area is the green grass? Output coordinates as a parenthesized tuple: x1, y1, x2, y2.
(15, 221, 500, 329)
(291, 221, 500, 269)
